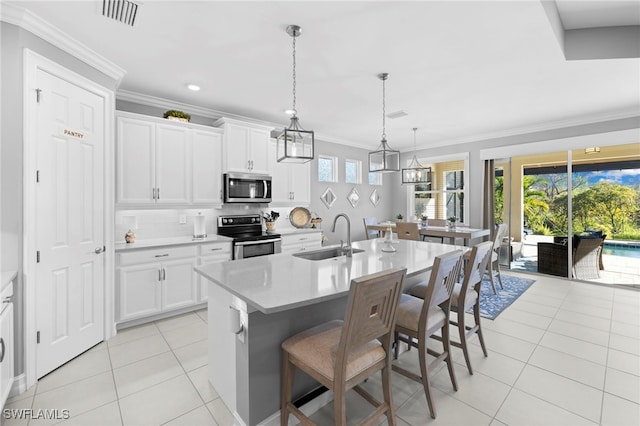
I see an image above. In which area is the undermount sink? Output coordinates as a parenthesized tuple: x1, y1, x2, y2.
(292, 247, 365, 261)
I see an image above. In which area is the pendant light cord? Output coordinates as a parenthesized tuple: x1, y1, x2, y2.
(291, 32, 297, 114)
(381, 76, 386, 140)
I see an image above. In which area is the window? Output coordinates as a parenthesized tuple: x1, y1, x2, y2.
(345, 159, 361, 184)
(368, 171, 382, 186)
(410, 154, 468, 223)
(318, 155, 338, 182)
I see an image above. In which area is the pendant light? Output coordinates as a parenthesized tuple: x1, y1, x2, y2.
(368, 73, 400, 173)
(402, 128, 431, 184)
(277, 24, 314, 163)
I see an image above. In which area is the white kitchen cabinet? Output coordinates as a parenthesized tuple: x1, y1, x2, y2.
(192, 129, 223, 204)
(281, 232, 323, 254)
(215, 117, 272, 174)
(269, 139, 311, 205)
(117, 114, 190, 205)
(197, 242, 232, 302)
(117, 246, 198, 323)
(116, 116, 156, 204)
(0, 283, 14, 409)
(155, 124, 190, 204)
(117, 111, 223, 207)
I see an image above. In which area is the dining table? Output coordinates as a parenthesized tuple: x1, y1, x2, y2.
(367, 222, 490, 246)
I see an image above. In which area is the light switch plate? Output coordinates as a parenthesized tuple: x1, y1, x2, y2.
(179, 215, 187, 224)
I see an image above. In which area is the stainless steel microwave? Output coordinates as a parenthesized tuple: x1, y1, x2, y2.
(223, 172, 272, 203)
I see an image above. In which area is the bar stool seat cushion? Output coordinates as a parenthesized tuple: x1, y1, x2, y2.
(396, 294, 446, 332)
(282, 320, 385, 383)
(412, 282, 477, 312)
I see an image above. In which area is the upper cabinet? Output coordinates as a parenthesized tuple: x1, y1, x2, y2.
(214, 117, 272, 174)
(116, 111, 223, 207)
(268, 139, 311, 206)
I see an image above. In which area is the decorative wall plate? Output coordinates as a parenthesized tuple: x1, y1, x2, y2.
(369, 189, 380, 207)
(320, 187, 336, 209)
(289, 207, 311, 228)
(347, 187, 360, 208)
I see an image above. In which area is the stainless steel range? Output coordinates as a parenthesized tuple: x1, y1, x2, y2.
(217, 214, 282, 260)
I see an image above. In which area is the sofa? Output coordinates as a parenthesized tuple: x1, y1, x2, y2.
(538, 234, 605, 280)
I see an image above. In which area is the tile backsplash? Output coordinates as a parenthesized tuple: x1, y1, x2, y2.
(115, 206, 322, 242)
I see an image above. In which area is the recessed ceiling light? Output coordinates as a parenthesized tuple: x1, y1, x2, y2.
(187, 84, 200, 91)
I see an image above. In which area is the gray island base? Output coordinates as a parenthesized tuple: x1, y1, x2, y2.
(196, 238, 467, 425)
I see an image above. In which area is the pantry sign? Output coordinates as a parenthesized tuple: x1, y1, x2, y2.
(61, 127, 85, 140)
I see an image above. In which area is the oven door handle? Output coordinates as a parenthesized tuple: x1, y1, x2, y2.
(263, 180, 268, 197)
(235, 238, 282, 246)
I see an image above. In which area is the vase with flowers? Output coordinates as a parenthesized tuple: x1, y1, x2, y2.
(262, 210, 280, 232)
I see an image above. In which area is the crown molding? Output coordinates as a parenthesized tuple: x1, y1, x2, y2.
(0, 2, 126, 84)
(409, 106, 640, 152)
(116, 89, 372, 149)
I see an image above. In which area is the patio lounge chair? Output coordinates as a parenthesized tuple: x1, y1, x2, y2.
(537, 235, 605, 280)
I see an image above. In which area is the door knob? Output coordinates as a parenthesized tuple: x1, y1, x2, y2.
(95, 246, 105, 254)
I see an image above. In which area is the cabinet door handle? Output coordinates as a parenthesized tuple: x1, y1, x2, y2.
(154, 254, 169, 258)
(3, 295, 13, 304)
(209, 248, 222, 251)
(162, 268, 166, 281)
(0, 337, 4, 363)
(156, 187, 160, 200)
(152, 188, 156, 199)
(158, 269, 162, 282)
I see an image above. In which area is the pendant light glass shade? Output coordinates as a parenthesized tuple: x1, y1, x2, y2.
(278, 24, 314, 163)
(369, 73, 400, 173)
(402, 128, 431, 184)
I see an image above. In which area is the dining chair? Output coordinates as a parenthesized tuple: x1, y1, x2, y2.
(363, 217, 380, 240)
(392, 250, 464, 419)
(487, 223, 508, 294)
(422, 219, 446, 243)
(395, 221, 420, 241)
(281, 267, 406, 426)
(411, 241, 493, 375)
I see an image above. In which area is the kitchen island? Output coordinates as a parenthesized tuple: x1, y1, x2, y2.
(195, 238, 465, 425)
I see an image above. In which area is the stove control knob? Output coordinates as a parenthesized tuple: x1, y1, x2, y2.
(228, 218, 234, 224)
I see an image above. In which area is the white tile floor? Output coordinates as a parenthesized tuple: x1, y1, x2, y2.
(4, 272, 640, 426)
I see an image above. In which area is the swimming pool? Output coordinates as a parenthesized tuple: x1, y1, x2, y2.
(602, 243, 640, 259)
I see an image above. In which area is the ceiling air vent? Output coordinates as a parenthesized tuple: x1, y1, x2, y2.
(102, 0, 139, 26)
(386, 110, 408, 119)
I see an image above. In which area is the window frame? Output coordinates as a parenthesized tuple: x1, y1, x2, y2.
(317, 155, 338, 183)
(344, 158, 362, 185)
(368, 171, 383, 186)
(406, 152, 469, 224)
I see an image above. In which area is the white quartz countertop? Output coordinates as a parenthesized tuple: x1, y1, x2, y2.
(195, 238, 466, 314)
(277, 228, 323, 236)
(114, 235, 232, 252)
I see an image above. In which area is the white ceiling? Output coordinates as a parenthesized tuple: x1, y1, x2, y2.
(5, 0, 640, 151)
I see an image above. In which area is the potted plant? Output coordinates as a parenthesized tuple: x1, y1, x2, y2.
(420, 214, 428, 227)
(262, 210, 280, 232)
(163, 109, 191, 122)
(447, 216, 457, 229)
(396, 213, 404, 221)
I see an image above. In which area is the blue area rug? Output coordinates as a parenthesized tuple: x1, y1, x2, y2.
(478, 275, 536, 320)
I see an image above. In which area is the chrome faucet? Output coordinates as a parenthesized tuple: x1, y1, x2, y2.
(331, 213, 352, 257)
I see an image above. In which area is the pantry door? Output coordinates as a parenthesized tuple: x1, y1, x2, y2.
(34, 67, 105, 378)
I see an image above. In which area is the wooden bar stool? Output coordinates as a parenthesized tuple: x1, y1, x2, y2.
(280, 267, 407, 426)
(392, 250, 464, 419)
(412, 241, 493, 375)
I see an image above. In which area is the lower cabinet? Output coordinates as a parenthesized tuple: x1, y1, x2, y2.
(117, 246, 198, 323)
(197, 242, 232, 302)
(281, 232, 323, 254)
(0, 283, 14, 409)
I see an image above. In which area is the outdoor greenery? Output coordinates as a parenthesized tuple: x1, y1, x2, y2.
(495, 173, 640, 240)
